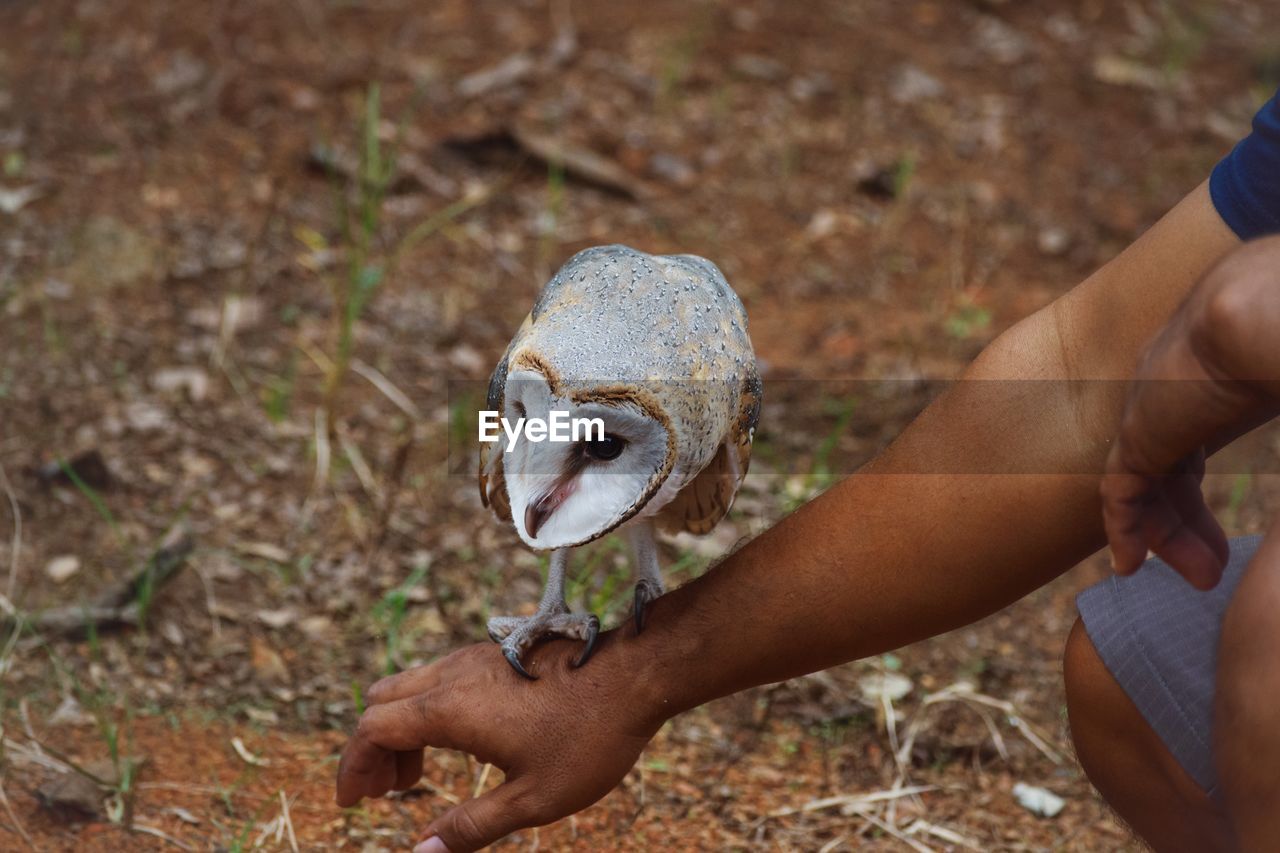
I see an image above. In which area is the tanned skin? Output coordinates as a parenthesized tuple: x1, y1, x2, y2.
(1098, 236, 1280, 850)
(336, 182, 1244, 852)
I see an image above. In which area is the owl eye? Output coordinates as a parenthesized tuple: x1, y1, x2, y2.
(584, 433, 626, 462)
(511, 400, 526, 418)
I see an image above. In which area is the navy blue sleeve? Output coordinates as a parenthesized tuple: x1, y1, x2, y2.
(1210, 90, 1280, 239)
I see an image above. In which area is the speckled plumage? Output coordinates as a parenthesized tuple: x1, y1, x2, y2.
(480, 244, 761, 541)
(477, 245, 761, 676)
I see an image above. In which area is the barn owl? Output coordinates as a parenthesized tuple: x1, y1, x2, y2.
(479, 244, 761, 678)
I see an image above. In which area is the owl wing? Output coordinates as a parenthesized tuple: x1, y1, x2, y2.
(658, 368, 762, 535)
(478, 437, 511, 523)
(478, 315, 535, 524)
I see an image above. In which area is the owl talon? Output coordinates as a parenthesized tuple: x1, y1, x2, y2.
(503, 646, 538, 680)
(632, 578, 664, 634)
(489, 610, 601, 680)
(572, 615, 601, 668)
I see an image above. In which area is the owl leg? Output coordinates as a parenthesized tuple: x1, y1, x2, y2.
(627, 520, 666, 633)
(486, 548, 600, 680)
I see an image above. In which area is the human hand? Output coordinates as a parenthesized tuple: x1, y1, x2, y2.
(1101, 238, 1280, 588)
(335, 634, 662, 852)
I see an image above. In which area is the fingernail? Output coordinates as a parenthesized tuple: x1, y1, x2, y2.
(1108, 550, 1117, 572)
(413, 837, 450, 853)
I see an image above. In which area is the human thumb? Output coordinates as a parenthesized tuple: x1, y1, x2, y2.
(415, 781, 540, 853)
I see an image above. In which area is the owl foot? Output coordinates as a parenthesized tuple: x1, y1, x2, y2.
(632, 578, 665, 634)
(486, 611, 601, 680)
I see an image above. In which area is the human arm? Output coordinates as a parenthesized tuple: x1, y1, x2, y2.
(337, 182, 1238, 851)
(1101, 236, 1280, 588)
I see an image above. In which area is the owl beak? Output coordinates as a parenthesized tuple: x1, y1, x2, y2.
(524, 479, 576, 540)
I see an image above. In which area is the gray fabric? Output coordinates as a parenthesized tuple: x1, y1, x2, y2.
(1076, 535, 1264, 795)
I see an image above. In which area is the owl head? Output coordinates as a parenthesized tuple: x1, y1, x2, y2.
(480, 245, 758, 550)
(500, 369, 675, 549)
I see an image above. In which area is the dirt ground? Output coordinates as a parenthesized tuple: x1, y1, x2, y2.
(2, 0, 1279, 849)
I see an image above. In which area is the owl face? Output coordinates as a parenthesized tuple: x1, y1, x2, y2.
(501, 370, 672, 549)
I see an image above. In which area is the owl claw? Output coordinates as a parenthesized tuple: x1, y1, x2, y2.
(571, 615, 601, 668)
(503, 646, 538, 680)
(488, 611, 601, 680)
(632, 579, 664, 634)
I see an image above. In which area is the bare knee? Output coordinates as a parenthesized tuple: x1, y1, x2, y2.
(1216, 546, 1280, 847)
(1064, 619, 1136, 795)
(1064, 619, 1230, 852)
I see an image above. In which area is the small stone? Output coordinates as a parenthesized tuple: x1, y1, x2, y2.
(299, 615, 335, 640)
(1037, 226, 1071, 256)
(889, 65, 944, 104)
(45, 555, 81, 584)
(124, 401, 170, 432)
(0, 185, 41, 214)
(648, 152, 696, 188)
(858, 672, 914, 703)
(1012, 782, 1066, 818)
(239, 541, 290, 563)
(151, 367, 210, 402)
(1093, 54, 1164, 90)
(974, 16, 1029, 65)
(160, 621, 185, 646)
(805, 208, 840, 240)
(449, 344, 487, 374)
(256, 607, 298, 629)
(244, 706, 280, 726)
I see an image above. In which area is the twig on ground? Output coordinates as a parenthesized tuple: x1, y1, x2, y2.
(230, 737, 269, 768)
(454, 0, 576, 99)
(137, 781, 327, 812)
(851, 807, 935, 853)
(312, 408, 331, 494)
(98, 525, 193, 609)
(0, 529, 193, 638)
(764, 785, 935, 819)
(336, 427, 381, 504)
(415, 779, 461, 806)
(905, 819, 982, 851)
(893, 682, 1063, 774)
(367, 433, 413, 563)
(213, 176, 281, 370)
(816, 836, 846, 853)
(253, 812, 283, 850)
(0, 777, 34, 850)
(0, 461, 20, 614)
(279, 790, 300, 853)
(472, 762, 493, 799)
(190, 560, 222, 642)
(16, 737, 114, 788)
(17, 702, 40, 758)
(1, 737, 62, 774)
(131, 822, 194, 851)
(350, 359, 421, 422)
